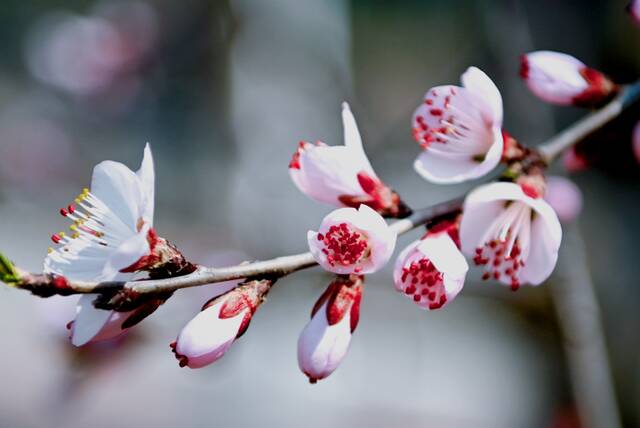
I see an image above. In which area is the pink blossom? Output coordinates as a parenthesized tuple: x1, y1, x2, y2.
(460, 182, 562, 290)
(298, 275, 363, 383)
(544, 176, 583, 223)
(171, 279, 271, 369)
(412, 67, 504, 183)
(308, 205, 396, 275)
(289, 102, 408, 217)
(520, 51, 616, 107)
(393, 226, 468, 310)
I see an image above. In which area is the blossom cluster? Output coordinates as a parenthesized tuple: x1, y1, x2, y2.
(36, 36, 624, 383)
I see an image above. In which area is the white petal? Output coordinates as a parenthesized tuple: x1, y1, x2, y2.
(300, 146, 366, 203)
(136, 143, 155, 226)
(519, 199, 562, 285)
(297, 301, 352, 381)
(71, 294, 113, 346)
(101, 223, 151, 279)
(418, 233, 468, 279)
(523, 51, 588, 105)
(91, 160, 144, 230)
(175, 301, 245, 368)
(341, 102, 376, 177)
(461, 66, 503, 124)
(355, 204, 396, 273)
(414, 150, 488, 184)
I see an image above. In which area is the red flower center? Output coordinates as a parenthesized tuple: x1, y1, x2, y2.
(400, 257, 447, 310)
(473, 238, 524, 291)
(318, 222, 369, 271)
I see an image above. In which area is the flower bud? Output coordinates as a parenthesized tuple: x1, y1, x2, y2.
(544, 176, 583, 223)
(633, 120, 640, 165)
(298, 275, 363, 383)
(562, 146, 589, 172)
(171, 279, 272, 369)
(308, 205, 396, 275)
(393, 223, 468, 310)
(520, 51, 616, 108)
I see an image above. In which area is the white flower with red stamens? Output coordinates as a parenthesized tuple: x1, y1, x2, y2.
(460, 181, 562, 290)
(289, 102, 408, 217)
(298, 275, 362, 383)
(171, 279, 271, 369)
(520, 51, 616, 107)
(44, 144, 156, 346)
(412, 67, 504, 184)
(308, 205, 396, 275)
(393, 224, 468, 310)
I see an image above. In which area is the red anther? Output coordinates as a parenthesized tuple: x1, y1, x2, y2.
(68, 204, 75, 214)
(60, 208, 68, 217)
(520, 183, 540, 199)
(51, 234, 61, 244)
(413, 294, 421, 302)
(429, 108, 443, 116)
(482, 272, 491, 280)
(319, 223, 369, 267)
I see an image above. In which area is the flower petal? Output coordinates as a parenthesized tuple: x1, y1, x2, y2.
(91, 160, 144, 230)
(101, 223, 151, 279)
(341, 102, 376, 177)
(71, 294, 113, 346)
(136, 143, 155, 226)
(461, 66, 503, 124)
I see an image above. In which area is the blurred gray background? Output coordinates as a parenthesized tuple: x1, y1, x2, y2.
(0, 0, 639, 427)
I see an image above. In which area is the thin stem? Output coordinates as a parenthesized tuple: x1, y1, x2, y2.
(539, 81, 640, 163)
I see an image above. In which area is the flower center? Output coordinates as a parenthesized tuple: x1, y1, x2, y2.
(473, 201, 531, 291)
(317, 222, 370, 271)
(412, 87, 493, 157)
(400, 257, 447, 310)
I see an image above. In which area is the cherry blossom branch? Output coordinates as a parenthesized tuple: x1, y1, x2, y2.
(9, 197, 464, 299)
(3, 81, 639, 302)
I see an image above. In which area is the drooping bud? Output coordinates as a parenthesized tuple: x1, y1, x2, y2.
(520, 51, 617, 108)
(393, 221, 468, 310)
(544, 176, 583, 223)
(308, 205, 397, 275)
(171, 278, 273, 369)
(297, 275, 363, 383)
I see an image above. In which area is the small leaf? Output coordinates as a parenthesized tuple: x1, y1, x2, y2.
(0, 252, 19, 285)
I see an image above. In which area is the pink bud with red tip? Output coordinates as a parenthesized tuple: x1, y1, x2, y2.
(171, 279, 272, 369)
(308, 205, 397, 275)
(298, 275, 363, 383)
(393, 222, 468, 310)
(520, 51, 616, 108)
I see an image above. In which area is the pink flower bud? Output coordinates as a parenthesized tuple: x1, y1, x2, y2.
(171, 279, 272, 369)
(308, 205, 397, 275)
(298, 275, 363, 383)
(544, 176, 583, 223)
(520, 51, 616, 108)
(393, 225, 468, 310)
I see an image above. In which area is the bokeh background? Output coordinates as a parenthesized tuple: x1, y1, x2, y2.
(0, 1, 639, 427)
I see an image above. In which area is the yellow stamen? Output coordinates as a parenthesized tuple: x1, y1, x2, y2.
(47, 247, 53, 254)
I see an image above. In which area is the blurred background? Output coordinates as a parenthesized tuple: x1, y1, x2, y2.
(0, 0, 639, 427)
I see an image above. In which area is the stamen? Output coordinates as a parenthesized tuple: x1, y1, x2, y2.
(400, 257, 447, 309)
(319, 223, 370, 268)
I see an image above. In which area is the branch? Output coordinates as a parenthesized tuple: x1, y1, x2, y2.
(539, 81, 640, 163)
(4, 81, 639, 299)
